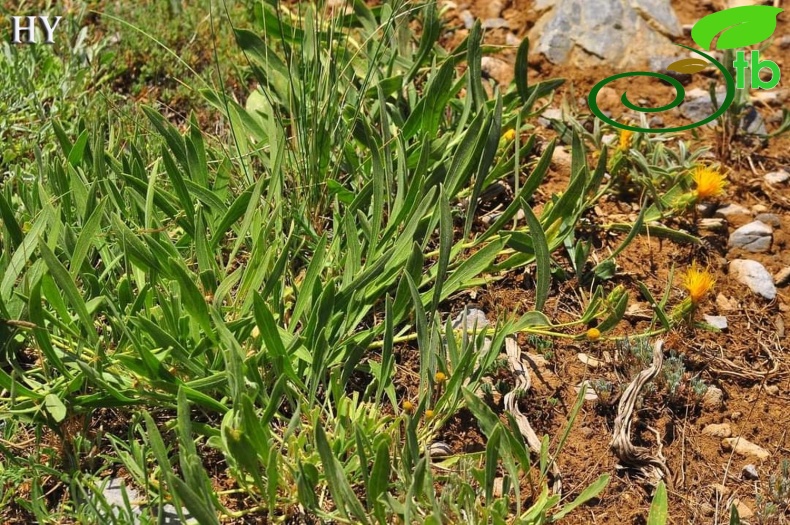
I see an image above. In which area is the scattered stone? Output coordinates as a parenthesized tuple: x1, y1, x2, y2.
(482, 18, 509, 29)
(577, 353, 603, 368)
(755, 213, 781, 228)
(459, 10, 475, 29)
(702, 423, 732, 438)
(529, 0, 682, 69)
(730, 259, 777, 300)
(780, 35, 790, 49)
(740, 106, 767, 135)
(775, 267, 790, 287)
(731, 411, 743, 421)
(98, 477, 191, 524)
(480, 56, 513, 85)
(506, 32, 521, 46)
(452, 308, 489, 331)
(625, 301, 653, 321)
(715, 203, 751, 218)
(699, 218, 726, 232)
(538, 108, 564, 128)
(711, 483, 730, 498)
(575, 380, 599, 401)
(550, 144, 572, 173)
(765, 384, 780, 396)
(722, 437, 770, 460)
(680, 88, 726, 124)
(716, 293, 737, 312)
(700, 503, 715, 517)
(702, 386, 724, 410)
(765, 169, 790, 185)
(483, 0, 505, 19)
(703, 315, 728, 331)
(752, 204, 769, 214)
(728, 221, 773, 253)
(734, 499, 755, 519)
(649, 116, 664, 128)
(742, 464, 760, 480)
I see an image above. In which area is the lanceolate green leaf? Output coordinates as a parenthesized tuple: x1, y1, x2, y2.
(37, 239, 97, 343)
(647, 480, 668, 525)
(521, 199, 550, 311)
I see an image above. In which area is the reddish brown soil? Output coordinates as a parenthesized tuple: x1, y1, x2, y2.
(429, 1, 790, 523)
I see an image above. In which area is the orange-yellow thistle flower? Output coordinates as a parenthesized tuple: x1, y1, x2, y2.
(618, 130, 633, 151)
(682, 262, 715, 304)
(586, 327, 601, 341)
(691, 166, 727, 200)
(402, 400, 414, 413)
(503, 129, 516, 141)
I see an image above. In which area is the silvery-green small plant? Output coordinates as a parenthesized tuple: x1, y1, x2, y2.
(662, 353, 686, 399)
(591, 378, 615, 405)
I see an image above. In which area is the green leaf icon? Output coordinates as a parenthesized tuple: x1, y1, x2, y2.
(692, 5, 783, 50)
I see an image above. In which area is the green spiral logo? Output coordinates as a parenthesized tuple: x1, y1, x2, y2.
(588, 44, 736, 133)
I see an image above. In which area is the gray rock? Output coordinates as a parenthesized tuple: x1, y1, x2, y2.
(728, 221, 773, 253)
(741, 106, 767, 135)
(765, 169, 790, 185)
(96, 478, 194, 524)
(506, 33, 521, 46)
(730, 259, 777, 300)
(480, 56, 512, 85)
(715, 203, 751, 218)
(774, 267, 790, 287)
(755, 213, 781, 229)
(460, 10, 475, 30)
(680, 88, 727, 125)
(482, 18, 509, 29)
(452, 307, 489, 331)
(702, 386, 724, 410)
(702, 423, 732, 437)
(538, 108, 564, 128)
(704, 315, 728, 330)
(529, 0, 681, 69)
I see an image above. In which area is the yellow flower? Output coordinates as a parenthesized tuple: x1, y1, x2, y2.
(682, 262, 715, 304)
(503, 129, 516, 142)
(434, 372, 447, 384)
(425, 409, 435, 420)
(691, 166, 727, 200)
(618, 130, 633, 151)
(402, 400, 414, 413)
(586, 327, 601, 341)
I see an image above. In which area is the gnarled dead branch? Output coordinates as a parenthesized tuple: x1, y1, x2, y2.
(610, 339, 671, 484)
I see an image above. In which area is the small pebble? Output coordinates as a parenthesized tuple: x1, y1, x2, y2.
(702, 423, 732, 438)
(702, 386, 724, 410)
(742, 464, 759, 480)
(722, 437, 770, 460)
(755, 213, 781, 228)
(764, 169, 790, 185)
(729, 259, 777, 300)
(715, 203, 751, 218)
(703, 315, 728, 330)
(774, 267, 790, 287)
